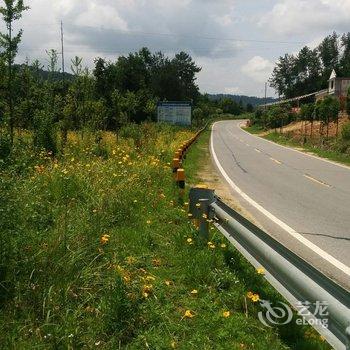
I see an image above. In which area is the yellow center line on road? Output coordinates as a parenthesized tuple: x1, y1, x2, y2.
(303, 174, 331, 188)
(270, 157, 282, 165)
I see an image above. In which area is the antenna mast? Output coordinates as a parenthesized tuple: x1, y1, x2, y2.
(60, 20, 65, 75)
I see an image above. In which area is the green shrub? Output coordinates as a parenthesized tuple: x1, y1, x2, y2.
(119, 123, 143, 147)
(192, 107, 203, 123)
(341, 122, 350, 141)
(33, 111, 58, 155)
(300, 103, 314, 121)
(318, 96, 340, 125)
(0, 133, 12, 160)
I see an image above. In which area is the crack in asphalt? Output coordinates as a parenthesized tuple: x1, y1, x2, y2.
(301, 232, 350, 242)
(217, 130, 248, 174)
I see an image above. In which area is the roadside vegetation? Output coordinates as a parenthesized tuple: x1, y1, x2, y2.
(246, 88, 350, 165)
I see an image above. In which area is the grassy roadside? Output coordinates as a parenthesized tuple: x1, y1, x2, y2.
(0, 123, 329, 349)
(243, 125, 350, 166)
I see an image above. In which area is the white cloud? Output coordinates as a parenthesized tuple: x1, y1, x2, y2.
(259, 0, 350, 37)
(74, 3, 128, 31)
(241, 56, 274, 83)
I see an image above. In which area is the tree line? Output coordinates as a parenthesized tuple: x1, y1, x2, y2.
(0, 1, 254, 160)
(193, 95, 254, 121)
(270, 32, 350, 98)
(251, 95, 346, 139)
(0, 1, 206, 157)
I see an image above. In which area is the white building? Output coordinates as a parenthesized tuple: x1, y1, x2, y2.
(316, 70, 350, 101)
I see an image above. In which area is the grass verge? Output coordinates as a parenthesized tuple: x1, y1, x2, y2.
(0, 123, 329, 349)
(244, 126, 350, 166)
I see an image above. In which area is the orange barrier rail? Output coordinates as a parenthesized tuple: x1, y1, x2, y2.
(172, 122, 209, 191)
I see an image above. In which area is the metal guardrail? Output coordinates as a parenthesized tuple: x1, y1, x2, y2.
(260, 91, 318, 108)
(189, 187, 350, 350)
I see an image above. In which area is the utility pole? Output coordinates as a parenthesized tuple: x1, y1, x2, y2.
(60, 20, 65, 75)
(8, 20, 14, 143)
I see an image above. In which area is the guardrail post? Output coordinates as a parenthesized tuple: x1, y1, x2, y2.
(176, 169, 185, 189)
(198, 198, 210, 240)
(172, 158, 180, 176)
(189, 186, 216, 241)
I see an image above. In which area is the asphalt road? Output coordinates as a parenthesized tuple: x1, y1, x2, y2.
(210, 120, 350, 289)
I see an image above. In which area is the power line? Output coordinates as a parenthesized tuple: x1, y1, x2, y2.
(17, 45, 298, 55)
(17, 22, 305, 45)
(88, 28, 305, 45)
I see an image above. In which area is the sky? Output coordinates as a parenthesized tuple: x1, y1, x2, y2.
(2, 0, 350, 97)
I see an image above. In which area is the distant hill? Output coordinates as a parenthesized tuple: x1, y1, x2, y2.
(15, 64, 74, 81)
(208, 94, 277, 107)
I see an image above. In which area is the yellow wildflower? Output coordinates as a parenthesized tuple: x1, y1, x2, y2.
(34, 165, 45, 173)
(190, 289, 198, 295)
(256, 267, 265, 275)
(125, 256, 136, 265)
(165, 280, 172, 286)
(100, 234, 110, 245)
(145, 275, 155, 281)
(247, 291, 254, 299)
(146, 220, 151, 225)
(152, 258, 161, 267)
(184, 310, 195, 318)
(247, 292, 260, 303)
(142, 285, 153, 298)
(251, 294, 260, 303)
(207, 241, 215, 249)
(187, 238, 193, 245)
(220, 243, 227, 249)
(222, 311, 231, 318)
